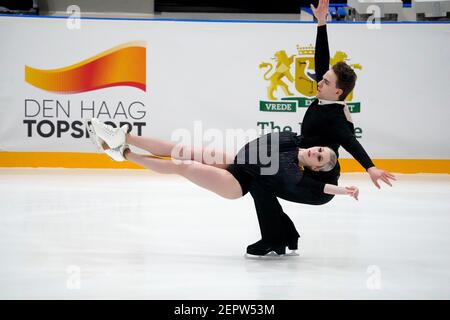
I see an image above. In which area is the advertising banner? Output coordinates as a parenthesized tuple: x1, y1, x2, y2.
(0, 16, 449, 171)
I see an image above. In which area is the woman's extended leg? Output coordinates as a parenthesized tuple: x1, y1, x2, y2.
(124, 149, 243, 200)
(125, 134, 234, 169)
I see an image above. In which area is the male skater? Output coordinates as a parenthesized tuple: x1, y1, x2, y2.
(246, 0, 396, 257)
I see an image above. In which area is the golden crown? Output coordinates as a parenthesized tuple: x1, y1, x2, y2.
(297, 44, 315, 55)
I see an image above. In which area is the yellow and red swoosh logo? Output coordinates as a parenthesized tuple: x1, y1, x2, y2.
(25, 41, 146, 94)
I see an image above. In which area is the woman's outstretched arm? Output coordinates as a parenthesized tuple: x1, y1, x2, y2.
(298, 174, 359, 200)
(324, 184, 359, 201)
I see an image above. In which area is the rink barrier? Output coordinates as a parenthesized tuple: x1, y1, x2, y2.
(0, 152, 449, 173)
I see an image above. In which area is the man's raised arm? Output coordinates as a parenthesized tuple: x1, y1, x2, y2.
(311, 0, 330, 83)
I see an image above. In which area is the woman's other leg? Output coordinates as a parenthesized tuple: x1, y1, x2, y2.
(124, 150, 242, 200)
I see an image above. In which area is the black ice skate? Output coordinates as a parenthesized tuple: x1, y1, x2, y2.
(245, 239, 299, 258)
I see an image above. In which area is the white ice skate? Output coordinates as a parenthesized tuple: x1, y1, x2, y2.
(85, 119, 129, 162)
(105, 143, 130, 162)
(88, 118, 127, 149)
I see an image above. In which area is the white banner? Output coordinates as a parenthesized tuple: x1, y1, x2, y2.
(0, 16, 449, 159)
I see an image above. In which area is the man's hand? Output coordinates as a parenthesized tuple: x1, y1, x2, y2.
(310, 0, 329, 26)
(367, 167, 397, 189)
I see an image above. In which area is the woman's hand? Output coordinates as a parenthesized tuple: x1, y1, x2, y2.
(345, 186, 359, 201)
(310, 0, 329, 26)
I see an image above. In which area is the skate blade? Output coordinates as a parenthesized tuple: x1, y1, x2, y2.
(284, 250, 300, 256)
(244, 250, 299, 260)
(85, 119, 104, 152)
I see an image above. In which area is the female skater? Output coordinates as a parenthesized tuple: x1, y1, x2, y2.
(86, 118, 359, 256)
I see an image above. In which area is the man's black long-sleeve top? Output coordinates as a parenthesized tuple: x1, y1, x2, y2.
(298, 25, 375, 185)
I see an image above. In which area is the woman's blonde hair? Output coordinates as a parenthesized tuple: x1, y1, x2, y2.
(318, 147, 337, 172)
